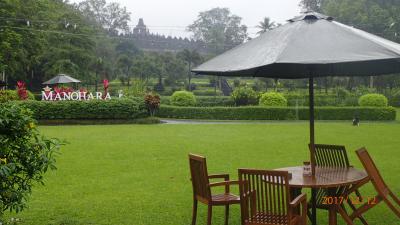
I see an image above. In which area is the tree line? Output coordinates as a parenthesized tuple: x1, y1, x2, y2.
(1, 0, 400, 93)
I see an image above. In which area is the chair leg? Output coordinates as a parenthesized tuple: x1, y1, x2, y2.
(191, 199, 198, 225)
(347, 200, 369, 225)
(337, 205, 356, 225)
(306, 208, 312, 222)
(225, 205, 229, 225)
(207, 205, 213, 225)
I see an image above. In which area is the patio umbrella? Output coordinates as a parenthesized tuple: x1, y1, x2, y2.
(192, 11, 400, 225)
(43, 74, 81, 85)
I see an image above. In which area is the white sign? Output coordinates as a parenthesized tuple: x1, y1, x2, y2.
(41, 86, 112, 101)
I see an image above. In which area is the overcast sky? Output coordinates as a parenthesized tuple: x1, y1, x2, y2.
(70, 0, 302, 38)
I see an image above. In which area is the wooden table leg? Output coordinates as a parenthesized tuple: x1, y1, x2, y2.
(329, 206, 338, 225)
(327, 188, 338, 225)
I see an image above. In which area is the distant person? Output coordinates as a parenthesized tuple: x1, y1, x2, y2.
(353, 117, 360, 126)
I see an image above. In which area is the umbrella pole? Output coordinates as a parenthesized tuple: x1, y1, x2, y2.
(309, 77, 316, 175)
(309, 77, 317, 225)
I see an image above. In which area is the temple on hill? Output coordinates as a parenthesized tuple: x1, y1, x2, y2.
(124, 18, 211, 54)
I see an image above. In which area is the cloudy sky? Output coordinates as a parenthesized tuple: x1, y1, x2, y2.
(70, 0, 302, 38)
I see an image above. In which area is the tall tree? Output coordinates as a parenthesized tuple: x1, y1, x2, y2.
(188, 8, 248, 54)
(177, 49, 203, 91)
(256, 17, 276, 35)
(77, 0, 131, 34)
(299, 0, 324, 12)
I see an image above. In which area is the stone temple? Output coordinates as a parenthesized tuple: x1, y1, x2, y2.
(124, 18, 211, 54)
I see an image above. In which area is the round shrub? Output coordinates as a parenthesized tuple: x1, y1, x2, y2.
(259, 92, 287, 107)
(358, 94, 388, 107)
(231, 86, 258, 106)
(170, 91, 197, 106)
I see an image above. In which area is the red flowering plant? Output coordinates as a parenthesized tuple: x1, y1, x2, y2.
(53, 86, 74, 100)
(103, 79, 109, 99)
(144, 92, 161, 117)
(16, 81, 28, 100)
(79, 88, 88, 100)
(60, 86, 73, 98)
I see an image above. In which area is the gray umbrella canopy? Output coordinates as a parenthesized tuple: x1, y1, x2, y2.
(43, 74, 81, 85)
(193, 12, 400, 78)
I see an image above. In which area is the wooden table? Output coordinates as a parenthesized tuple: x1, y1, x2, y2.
(276, 166, 368, 225)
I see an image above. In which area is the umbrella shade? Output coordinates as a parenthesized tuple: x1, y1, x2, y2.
(43, 74, 81, 85)
(192, 12, 400, 225)
(193, 12, 400, 78)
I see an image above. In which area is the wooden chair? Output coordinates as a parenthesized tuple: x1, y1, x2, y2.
(309, 144, 368, 224)
(340, 148, 400, 223)
(189, 154, 240, 225)
(238, 169, 307, 225)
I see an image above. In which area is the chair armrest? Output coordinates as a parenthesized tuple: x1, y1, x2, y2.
(290, 193, 307, 224)
(208, 174, 229, 180)
(290, 193, 307, 208)
(208, 180, 240, 188)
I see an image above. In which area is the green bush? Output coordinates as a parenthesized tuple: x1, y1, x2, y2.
(0, 103, 62, 214)
(231, 86, 258, 106)
(259, 92, 287, 107)
(358, 94, 388, 107)
(157, 106, 396, 121)
(15, 99, 147, 120)
(0, 90, 35, 102)
(170, 91, 196, 106)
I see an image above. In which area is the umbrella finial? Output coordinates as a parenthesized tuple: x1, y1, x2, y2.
(288, 11, 334, 23)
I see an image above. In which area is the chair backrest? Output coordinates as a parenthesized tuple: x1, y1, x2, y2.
(310, 144, 350, 168)
(189, 154, 211, 200)
(238, 169, 290, 224)
(356, 148, 388, 195)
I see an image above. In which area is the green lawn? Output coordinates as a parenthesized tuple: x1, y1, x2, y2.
(5, 122, 400, 225)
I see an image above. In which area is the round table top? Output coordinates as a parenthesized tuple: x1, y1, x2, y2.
(275, 166, 368, 188)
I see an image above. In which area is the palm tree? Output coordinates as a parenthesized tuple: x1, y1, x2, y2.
(256, 17, 276, 35)
(177, 49, 203, 91)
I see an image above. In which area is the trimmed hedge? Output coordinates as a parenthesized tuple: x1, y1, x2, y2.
(193, 89, 223, 96)
(157, 106, 396, 121)
(12, 99, 147, 120)
(161, 96, 234, 107)
(162, 95, 359, 107)
(285, 94, 358, 107)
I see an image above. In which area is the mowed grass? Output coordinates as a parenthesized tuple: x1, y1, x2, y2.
(5, 122, 400, 225)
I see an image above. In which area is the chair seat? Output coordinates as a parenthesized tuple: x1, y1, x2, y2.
(211, 193, 240, 205)
(245, 212, 301, 225)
